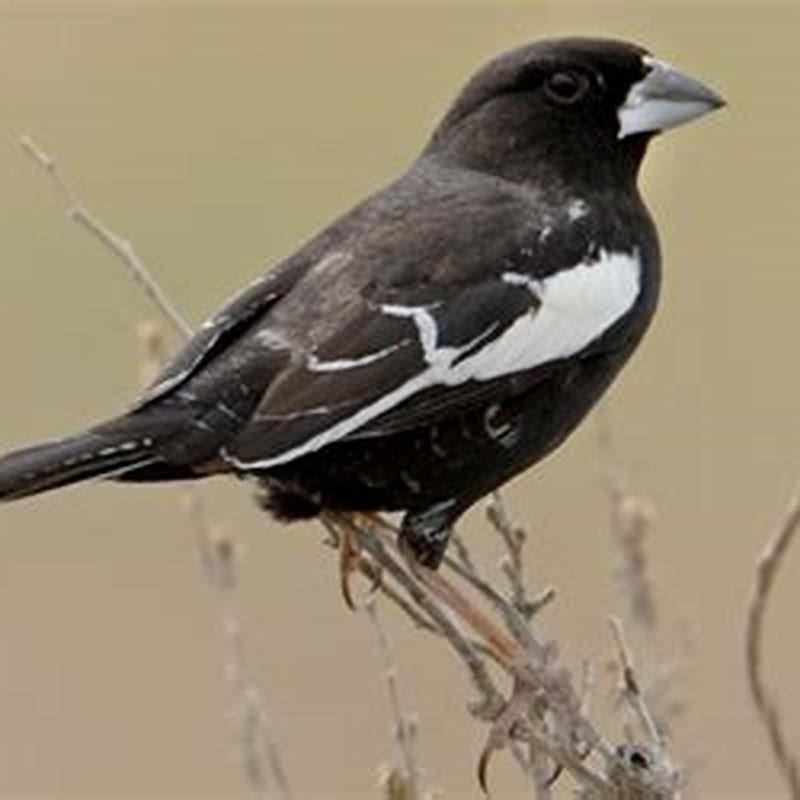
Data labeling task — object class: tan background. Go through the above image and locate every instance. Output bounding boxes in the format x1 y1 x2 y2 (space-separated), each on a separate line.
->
0 1 798 797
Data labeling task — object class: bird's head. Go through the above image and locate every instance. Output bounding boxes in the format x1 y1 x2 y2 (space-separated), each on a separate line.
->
425 37 725 187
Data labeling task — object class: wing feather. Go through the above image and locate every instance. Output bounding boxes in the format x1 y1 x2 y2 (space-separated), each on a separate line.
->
223 278 537 467
133 256 309 411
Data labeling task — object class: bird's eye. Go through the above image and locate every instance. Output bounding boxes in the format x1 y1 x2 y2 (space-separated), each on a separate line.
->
544 71 590 105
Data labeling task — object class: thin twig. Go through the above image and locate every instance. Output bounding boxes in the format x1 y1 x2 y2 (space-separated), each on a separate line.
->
338 516 629 795
609 617 664 753
355 510 680 797
443 554 551 664
451 531 480 578
611 494 658 634
745 487 800 798
579 660 595 719
596 402 686 754
366 597 421 799
327 514 506 720
183 492 293 800
487 491 535 616
596 406 658 636
19 134 192 339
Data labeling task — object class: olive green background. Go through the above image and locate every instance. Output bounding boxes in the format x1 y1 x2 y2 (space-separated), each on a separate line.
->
0 1 798 797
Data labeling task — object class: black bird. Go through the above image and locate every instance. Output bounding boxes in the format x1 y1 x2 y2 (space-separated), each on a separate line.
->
0 38 723 569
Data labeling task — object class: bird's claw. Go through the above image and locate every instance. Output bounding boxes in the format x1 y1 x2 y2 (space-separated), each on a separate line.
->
477 671 539 794
338 515 383 610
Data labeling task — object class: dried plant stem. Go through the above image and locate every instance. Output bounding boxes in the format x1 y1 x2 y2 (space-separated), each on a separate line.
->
487 491 535 617
19 134 192 339
595 406 658 636
325 514 506 719
365 597 421 798
22 137 289 800
746 488 800 798
610 617 664 752
332 512 679 798
184 492 293 800
443 554 550 664
594 402 689 753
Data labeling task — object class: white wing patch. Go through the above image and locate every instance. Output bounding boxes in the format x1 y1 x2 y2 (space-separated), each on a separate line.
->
485 251 640 380
225 249 641 469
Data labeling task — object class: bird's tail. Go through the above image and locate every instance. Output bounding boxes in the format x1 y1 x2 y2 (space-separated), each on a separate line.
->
0 424 161 502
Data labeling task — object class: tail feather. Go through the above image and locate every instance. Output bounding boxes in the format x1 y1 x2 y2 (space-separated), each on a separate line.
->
0 430 158 502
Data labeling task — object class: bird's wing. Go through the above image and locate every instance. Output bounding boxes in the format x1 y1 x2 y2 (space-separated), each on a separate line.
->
132 254 311 412
220 223 644 472
125 163 636 471
215 167 644 471
222 274 543 468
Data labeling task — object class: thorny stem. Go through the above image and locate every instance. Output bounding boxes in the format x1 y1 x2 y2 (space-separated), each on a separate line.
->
595 405 658 637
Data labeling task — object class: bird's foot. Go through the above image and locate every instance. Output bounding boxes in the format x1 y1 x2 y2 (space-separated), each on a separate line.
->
338 519 363 610
322 511 383 610
477 670 542 792
399 545 557 791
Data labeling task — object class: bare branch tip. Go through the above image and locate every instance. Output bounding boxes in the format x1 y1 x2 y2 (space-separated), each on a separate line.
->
20 133 45 162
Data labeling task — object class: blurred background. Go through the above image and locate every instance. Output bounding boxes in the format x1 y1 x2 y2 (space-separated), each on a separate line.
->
0 1 798 797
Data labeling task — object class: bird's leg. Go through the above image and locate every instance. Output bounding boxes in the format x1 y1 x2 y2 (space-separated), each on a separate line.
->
353 511 520 666
404 547 559 789
396 508 519 664
398 505 455 569
408 556 523 669
344 511 557 786
419 561 567 789
395 510 564 787
358 508 521 672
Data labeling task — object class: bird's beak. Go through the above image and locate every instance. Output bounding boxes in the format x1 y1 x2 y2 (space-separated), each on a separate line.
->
618 55 725 139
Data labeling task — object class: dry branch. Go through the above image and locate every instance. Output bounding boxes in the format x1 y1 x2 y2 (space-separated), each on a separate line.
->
596 403 658 637
19 134 192 339
330 505 680 799
183 491 293 800
366 597 422 800
609 618 664 753
746 487 800 798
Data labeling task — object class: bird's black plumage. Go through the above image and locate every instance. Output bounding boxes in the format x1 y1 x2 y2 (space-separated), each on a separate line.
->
0 37 724 567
